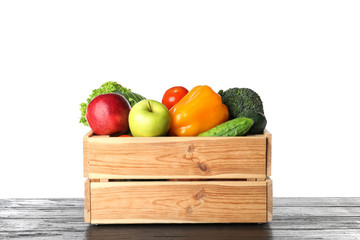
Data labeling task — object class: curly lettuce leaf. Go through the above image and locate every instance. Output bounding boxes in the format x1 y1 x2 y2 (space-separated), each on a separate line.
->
79 81 131 126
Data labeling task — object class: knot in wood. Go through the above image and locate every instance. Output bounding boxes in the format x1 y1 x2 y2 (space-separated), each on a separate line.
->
194 189 206 200
186 207 192 214
184 144 197 160
187 144 194 154
197 162 208 172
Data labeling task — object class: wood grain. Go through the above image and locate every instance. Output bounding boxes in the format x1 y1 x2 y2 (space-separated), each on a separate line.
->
1 198 360 239
266 177 273 221
84 179 90 223
86 134 267 179
264 130 271 176
274 197 360 207
83 131 92 178
90 181 267 224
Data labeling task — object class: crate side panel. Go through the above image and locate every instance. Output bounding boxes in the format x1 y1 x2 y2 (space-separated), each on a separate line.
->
266 177 273 221
90 181 267 224
84 179 90 223
264 130 272 176
83 131 93 178
88 136 266 179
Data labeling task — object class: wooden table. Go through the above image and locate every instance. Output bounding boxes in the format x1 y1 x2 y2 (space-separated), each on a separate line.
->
1 198 359 239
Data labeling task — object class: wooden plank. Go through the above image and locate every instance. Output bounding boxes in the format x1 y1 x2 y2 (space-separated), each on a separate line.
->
274 197 360 207
3 200 359 220
90 181 267 224
91 135 110 138
87 135 267 179
84 179 90 223
265 230 360 240
0 198 83 209
274 206 360 217
264 130 272 176
270 216 360 229
1 198 360 240
1 214 360 231
84 227 360 240
83 131 93 178
266 177 273 221
86 228 360 240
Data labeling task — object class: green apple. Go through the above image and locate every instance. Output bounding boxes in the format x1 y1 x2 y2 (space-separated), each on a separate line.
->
129 100 171 137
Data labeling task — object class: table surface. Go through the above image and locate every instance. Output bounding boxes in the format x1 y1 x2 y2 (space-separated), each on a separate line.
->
1 198 359 240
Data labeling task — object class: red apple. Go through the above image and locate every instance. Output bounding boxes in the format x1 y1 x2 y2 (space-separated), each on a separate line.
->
86 93 131 135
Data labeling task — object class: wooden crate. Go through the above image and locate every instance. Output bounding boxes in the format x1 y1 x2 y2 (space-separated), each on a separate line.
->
83 130 272 224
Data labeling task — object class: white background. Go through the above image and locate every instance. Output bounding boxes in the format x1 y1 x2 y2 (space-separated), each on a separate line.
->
1 0 359 198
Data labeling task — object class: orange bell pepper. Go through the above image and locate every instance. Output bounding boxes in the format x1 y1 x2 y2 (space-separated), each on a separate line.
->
169 85 229 136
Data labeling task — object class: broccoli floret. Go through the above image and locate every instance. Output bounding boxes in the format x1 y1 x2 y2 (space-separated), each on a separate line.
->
79 81 132 127
218 88 264 119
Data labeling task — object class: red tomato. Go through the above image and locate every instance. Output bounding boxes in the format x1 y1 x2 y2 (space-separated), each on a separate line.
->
162 86 189 110
119 135 132 137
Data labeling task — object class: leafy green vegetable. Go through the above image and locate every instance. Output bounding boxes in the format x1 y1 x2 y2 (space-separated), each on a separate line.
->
79 81 145 126
218 88 264 119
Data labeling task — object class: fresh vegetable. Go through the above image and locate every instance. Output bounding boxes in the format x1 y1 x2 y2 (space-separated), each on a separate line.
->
120 92 146 108
169 85 229 136
162 86 189 110
80 81 145 126
86 93 131 135
218 88 264 119
198 117 253 137
237 109 267 134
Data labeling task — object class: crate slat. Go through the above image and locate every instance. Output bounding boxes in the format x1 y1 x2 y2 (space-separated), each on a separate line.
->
86 134 267 179
90 181 267 224
84 179 90 223
264 130 272 176
266 177 273 221
83 131 92 178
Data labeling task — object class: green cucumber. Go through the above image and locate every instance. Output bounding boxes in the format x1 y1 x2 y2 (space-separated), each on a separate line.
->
237 110 267 134
198 117 254 137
